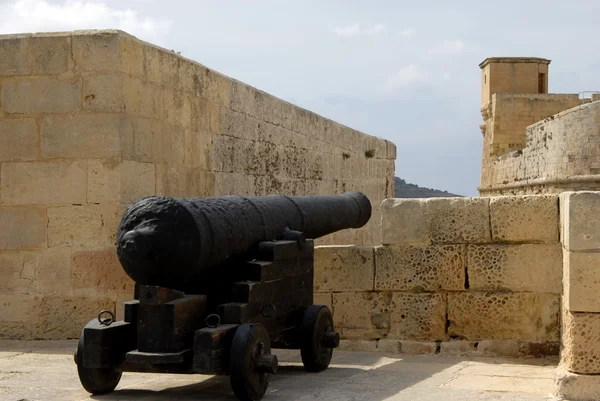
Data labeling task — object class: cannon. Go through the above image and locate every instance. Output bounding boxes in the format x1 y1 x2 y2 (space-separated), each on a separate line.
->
74 192 371 401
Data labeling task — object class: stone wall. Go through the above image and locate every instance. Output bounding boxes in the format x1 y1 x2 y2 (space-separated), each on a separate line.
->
555 191 600 401
0 30 394 340
480 100 600 196
315 195 562 356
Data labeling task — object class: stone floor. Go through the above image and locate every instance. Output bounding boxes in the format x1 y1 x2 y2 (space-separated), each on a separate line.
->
0 341 563 401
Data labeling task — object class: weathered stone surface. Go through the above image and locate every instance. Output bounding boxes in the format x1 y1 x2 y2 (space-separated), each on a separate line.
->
426 197 491 243
31 35 71 74
1 161 86 205
47 205 103 248
120 160 156 203
0 294 42 339
337 340 378 353
99 203 126 247
37 296 115 339
0 206 46 249
381 198 430 245
0 35 30 75
23 248 72 296
564 251 600 313
562 311 600 374
313 293 332 312
375 244 465 291
440 341 478 356
72 30 121 72
72 248 134 292
555 366 600 401
399 341 437 355
0 251 30 294
87 158 120 203
0 119 38 161
467 244 562 292
518 341 559 357
333 292 447 341
448 292 559 341
376 339 400 353
476 340 520 357
82 74 126 113
1 77 80 114
561 191 600 251
490 195 558 243
41 115 121 158
314 246 374 292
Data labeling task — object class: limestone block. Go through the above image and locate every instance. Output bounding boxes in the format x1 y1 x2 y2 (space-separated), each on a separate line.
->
377 339 401 353
490 195 559 243
31 35 71 74
467 244 562 293
332 292 447 341
0 34 30 75
47 205 103 248
192 97 221 136
426 197 491 243
41 115 120 158
0 294 42 339
564 251 600 313
0 119 38 161
87 158 120 203
72 248 134 292
0 206 47 249
189 67 231 108
476 340 520 357
399 341 437 355
380 198 430 245
230 80 258 117
314 246 374 292
213 172 255 197
36 296 115 340
1 77 80 114
72 30 121 72
22 248 72 296
561 192 600 251
100 203 127 247
82 74 126 113
120 160 156 203
337 340 378 352
164 89 192 129
518 341 559 357
375 244 465 291
0 251 30 294
555 366 600 401
439 341 478 356
448 292 559 341
313 293 332 311
118 34 144 77
562 311 600 374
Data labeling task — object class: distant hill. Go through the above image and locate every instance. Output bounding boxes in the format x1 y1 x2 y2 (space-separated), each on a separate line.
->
394 177 463 198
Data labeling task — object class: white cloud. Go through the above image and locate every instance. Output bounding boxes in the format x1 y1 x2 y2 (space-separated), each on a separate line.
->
399 29 414 37
385 65 428 89
428 39 465 55
334 23 386 37
0 0 172 46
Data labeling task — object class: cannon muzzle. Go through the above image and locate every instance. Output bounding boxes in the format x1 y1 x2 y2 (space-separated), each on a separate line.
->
116 192 371 290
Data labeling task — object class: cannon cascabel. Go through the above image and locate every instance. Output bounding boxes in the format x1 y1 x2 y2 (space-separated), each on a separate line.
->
116 192 372 290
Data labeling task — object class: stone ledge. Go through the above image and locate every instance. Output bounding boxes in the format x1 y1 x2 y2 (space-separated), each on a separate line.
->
555 366 600 401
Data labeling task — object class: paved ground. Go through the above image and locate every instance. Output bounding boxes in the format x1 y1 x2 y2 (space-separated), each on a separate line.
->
0 341 563 401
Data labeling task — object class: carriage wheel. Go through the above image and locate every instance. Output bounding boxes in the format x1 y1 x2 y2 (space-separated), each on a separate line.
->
229 323 278 401
300 305 339 372
74 321 123 395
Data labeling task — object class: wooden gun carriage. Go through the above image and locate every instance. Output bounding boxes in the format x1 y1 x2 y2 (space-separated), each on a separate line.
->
73 192 371 400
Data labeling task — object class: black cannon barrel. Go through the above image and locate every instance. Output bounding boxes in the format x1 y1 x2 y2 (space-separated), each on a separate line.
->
116 192 371 290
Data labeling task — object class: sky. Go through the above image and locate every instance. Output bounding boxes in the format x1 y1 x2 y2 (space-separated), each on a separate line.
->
2 1 600 196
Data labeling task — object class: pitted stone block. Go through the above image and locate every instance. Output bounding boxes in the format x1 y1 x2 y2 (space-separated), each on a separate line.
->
564 251 600 313
467 244 562 292
561 191 600 251
333 292 447 341
314 246 374 292
426 197 491 243
490 195 558 243
375 245 465 291
381 199 429 245
448 292 559 341
562 311 600 374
